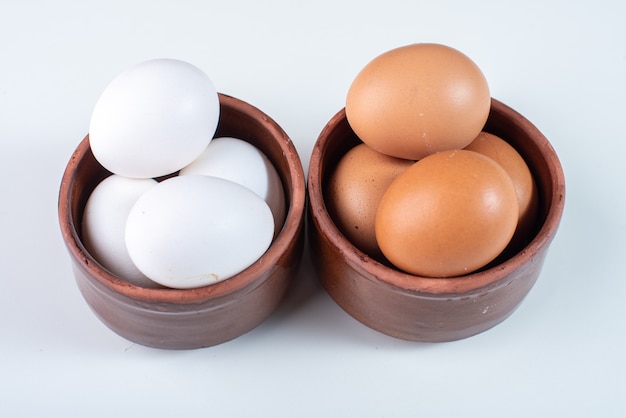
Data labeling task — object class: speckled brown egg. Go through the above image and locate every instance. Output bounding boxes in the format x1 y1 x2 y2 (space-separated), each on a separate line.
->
326 143 414 259
464 131 539 250
345 43 491 160
375 149 519 277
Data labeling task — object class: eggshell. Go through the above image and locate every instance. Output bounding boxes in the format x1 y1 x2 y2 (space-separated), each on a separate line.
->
375 150 519 277
179 137 285 238
346 43 490 160
464 131 539 250
89 59 220 178
325 143 413 259
81 175 159 287
125 175 274 289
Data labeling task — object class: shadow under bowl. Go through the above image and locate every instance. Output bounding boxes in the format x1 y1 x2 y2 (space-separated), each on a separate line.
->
59 93 306 349
307 98 565 342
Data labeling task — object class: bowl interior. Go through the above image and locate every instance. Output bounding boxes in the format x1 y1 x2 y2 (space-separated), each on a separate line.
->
59 93 305 303
310 98 565 295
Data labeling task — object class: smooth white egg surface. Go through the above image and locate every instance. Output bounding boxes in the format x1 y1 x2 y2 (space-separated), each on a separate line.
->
179 137 286 237
125 175 275 289
81 175 158 287
89 59 220 178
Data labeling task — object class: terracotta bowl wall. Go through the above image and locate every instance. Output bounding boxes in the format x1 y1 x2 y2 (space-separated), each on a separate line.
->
59 94 306 349
307 98 565 342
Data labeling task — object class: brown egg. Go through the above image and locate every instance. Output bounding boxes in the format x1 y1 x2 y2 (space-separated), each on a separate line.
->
375 149 519 277
326 143 414 259
464 131 539 250
346 43 491 160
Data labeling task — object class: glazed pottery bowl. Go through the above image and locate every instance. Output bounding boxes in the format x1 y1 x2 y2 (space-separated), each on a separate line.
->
307 98 565 342
59 94 306 349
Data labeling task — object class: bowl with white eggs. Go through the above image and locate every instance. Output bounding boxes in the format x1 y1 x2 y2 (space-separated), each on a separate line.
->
58 59 306 349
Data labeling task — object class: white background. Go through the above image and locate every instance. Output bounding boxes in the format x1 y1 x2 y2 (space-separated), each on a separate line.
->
1 1 625 417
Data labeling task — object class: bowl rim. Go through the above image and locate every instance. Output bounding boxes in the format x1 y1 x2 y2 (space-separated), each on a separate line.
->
308 98 566 296
58 93 306 304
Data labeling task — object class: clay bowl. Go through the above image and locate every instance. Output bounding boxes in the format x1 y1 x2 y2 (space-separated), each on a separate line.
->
59 93 306 349
307 98 565 342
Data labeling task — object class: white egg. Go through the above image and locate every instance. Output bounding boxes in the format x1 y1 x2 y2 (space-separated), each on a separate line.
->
89 59 220 178
81 175 159 287
125 175 274 289
179 137 286 237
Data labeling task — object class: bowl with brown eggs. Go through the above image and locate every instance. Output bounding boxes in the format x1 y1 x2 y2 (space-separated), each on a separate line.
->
59 93 306 349
307 96 565 342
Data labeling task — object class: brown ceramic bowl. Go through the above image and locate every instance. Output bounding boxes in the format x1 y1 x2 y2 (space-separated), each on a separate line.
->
308 98 565 342
59 93 306 349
